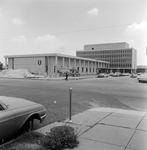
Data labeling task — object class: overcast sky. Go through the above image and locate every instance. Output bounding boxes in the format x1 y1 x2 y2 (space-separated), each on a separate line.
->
0 0 147 66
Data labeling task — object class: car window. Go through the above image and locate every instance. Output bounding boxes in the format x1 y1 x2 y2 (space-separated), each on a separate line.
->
0 104 4 111
0 100 8 110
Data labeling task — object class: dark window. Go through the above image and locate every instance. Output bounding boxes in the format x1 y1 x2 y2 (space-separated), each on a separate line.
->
86 68 88 72
92 48 94 50
46 66 48 73
82 67 84 72
54 66 56 73
0 104 4 111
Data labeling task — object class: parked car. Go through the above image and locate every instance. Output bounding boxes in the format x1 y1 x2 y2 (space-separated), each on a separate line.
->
137 73 147 82
97 73 108 78
130 73 137 78
137 73 142 76
0 96 46 142
111 72 121 77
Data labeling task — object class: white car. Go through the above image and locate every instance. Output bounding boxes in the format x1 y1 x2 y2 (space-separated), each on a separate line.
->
137 73 147 82
97 73 108 78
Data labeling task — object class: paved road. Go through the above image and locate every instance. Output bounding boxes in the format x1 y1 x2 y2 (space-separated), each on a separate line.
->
0 76 147 126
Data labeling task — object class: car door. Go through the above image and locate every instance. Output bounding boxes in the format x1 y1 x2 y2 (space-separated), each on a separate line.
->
0 105 15 140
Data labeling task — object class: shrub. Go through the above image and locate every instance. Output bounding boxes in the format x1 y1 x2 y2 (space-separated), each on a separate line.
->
41 125 79 150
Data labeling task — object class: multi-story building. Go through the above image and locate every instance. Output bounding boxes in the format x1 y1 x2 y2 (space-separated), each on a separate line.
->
76 42 137 73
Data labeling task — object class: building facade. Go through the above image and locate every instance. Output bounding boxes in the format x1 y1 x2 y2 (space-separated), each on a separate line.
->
4 53 110 76
76 42 137 73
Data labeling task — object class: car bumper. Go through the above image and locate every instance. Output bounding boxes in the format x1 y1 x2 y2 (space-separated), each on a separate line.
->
40 114 46 123
138 78 147 82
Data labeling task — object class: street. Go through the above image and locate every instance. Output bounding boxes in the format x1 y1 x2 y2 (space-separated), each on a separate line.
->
0 76 147 127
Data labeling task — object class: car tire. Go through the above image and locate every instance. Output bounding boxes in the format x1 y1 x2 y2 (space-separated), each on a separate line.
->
26 117 34 131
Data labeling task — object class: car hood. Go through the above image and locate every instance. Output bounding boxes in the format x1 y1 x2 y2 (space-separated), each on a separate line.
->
0 96 37 110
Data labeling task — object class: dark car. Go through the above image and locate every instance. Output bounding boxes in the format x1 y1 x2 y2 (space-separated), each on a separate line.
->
0 96 46 142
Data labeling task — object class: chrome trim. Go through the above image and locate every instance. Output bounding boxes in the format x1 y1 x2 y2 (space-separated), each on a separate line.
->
40 114 46 123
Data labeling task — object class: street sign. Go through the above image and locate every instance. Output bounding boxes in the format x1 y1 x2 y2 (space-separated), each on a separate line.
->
38 60 42 65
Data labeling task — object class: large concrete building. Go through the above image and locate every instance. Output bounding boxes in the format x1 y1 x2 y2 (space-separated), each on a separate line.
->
76 42 137 73
4 53 110 76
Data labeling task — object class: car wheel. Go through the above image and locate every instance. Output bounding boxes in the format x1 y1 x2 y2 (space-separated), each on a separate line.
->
26 117 34 131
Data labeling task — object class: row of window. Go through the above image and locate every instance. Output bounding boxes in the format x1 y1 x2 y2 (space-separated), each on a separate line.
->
77 67 96 73
108 59 131 63
110 64 131 68
79 54 132 59
77 49 132 55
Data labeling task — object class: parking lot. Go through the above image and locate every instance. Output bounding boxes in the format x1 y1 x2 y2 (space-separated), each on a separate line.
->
0 76 147 128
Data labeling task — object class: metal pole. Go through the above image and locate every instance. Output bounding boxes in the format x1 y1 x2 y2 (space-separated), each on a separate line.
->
69 87 72 122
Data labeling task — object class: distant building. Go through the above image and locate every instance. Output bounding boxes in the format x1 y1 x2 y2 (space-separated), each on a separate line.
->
136 65 147 73
4 53 110 76
76 42 137 73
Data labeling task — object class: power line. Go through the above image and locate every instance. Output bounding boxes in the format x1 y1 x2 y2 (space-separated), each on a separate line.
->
0 23 130 41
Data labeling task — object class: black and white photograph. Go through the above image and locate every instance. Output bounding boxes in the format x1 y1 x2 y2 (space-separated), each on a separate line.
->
0 0 147 149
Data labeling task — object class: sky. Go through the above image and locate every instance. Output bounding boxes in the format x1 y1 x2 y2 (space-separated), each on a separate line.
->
0 0 147 66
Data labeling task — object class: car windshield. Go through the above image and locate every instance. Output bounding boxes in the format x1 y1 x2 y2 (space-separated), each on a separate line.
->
0 100 8 110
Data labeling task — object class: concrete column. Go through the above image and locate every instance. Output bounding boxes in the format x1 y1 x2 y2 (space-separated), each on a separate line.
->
97 62 99 73
98 62 99 69
79 60 81 73
88 61 89 73
5 58 7 69
69 58 70 68
92 62 93 73
95 62 96 73
62 57 65 67
84 60 85 73
74 59 76 68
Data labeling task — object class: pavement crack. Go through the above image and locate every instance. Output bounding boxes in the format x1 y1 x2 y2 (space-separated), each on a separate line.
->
98 123 133 130
80 137 125 148
79 112 113 136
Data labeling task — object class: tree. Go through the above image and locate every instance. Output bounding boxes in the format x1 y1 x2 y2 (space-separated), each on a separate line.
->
0 62 3 70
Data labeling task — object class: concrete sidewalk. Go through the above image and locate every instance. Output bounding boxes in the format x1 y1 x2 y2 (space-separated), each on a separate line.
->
37 107 147 150
30 75 97 81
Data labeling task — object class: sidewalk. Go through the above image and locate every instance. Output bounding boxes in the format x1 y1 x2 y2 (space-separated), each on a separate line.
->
37 107 147 150
30 75 97 81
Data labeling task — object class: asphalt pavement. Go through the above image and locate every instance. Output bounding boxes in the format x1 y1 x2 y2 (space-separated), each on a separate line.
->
37 107 147 150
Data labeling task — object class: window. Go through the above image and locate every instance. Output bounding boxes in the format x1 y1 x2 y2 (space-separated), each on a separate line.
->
86 68 88 72
92 48 94 50
0 104 4 110
82 67 84 72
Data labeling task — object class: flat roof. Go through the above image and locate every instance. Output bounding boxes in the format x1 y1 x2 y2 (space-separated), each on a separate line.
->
84 42 128 46
4 53 110 64
77 48 136 52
